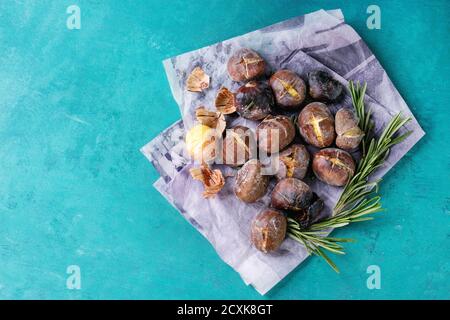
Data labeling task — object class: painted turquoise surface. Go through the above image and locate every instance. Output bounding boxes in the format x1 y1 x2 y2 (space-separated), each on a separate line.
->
0 0 448 299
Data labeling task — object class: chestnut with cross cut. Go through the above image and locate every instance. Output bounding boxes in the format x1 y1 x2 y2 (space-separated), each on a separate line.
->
251 209 287 253
297 102 335 148
256 115 296 154
227 48 266 82
276 144 310 180
312 148 356 186
269 69 306 110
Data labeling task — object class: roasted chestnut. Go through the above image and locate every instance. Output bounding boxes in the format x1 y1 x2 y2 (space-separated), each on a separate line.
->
276 144 310 180
312 148 355 186
257 115 295 154
269 69 306 110
271 178 313 212
289 194 325 230
308 70 344 101
236 81 274 120
335 108 364 151
227 48 266 82
221 126 256 167
235 159 269 203
251 209 287 253
297 102 335 148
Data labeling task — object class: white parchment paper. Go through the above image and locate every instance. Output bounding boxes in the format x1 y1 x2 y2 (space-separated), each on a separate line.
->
141 9 425 295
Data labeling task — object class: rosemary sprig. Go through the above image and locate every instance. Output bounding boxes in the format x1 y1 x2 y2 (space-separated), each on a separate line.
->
287 82 412 272
349 81 373 154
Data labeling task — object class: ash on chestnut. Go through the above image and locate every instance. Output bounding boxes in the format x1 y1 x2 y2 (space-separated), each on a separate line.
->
269 69 306 110
236 81 274 120
227 48 266 82
308 70 344 101
312 148 355 187
297 102 335 148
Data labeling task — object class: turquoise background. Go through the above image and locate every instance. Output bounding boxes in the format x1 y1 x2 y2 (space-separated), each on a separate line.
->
0 0 448 299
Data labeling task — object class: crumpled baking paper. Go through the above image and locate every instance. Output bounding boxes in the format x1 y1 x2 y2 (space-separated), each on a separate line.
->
141 9 425 295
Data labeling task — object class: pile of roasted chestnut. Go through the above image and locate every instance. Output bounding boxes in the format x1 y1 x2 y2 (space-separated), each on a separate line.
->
186 48 365 254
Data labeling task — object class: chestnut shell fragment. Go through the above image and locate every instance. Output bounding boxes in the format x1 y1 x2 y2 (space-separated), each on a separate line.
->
215 87 236 114
297 102 335 148
236 81 274 120
227 48 266 82
308 70 344 101
256 115 296 154
312 148 356 187
251 209 287 253
235 159 269 203
186 67 210 92
269 69 306 110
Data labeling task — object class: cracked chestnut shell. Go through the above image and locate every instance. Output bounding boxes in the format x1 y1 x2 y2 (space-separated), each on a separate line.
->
271 178 314 212
297 102 335 148
256 115 295 154
308 70 344 101
251 209 287 253
221 126 256 167
227 48 266 82
235 159 269 203
269 69 306 110
236 81 274 120
276 144 310 180
312 148 355 186
335 108 364 151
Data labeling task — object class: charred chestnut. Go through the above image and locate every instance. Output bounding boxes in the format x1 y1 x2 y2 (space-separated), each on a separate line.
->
312 148 355 186
251 209 287 253
297 102 335 148
227 48 266 82
271 178 313 212
257 115 295 154
235 159 269 203
289 194 324 229
236 81 274 120
269 70 306 110
308 70 344 101
221 126 256 167
335 108 364 151
276 144 310 180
